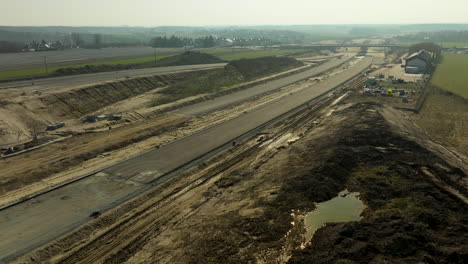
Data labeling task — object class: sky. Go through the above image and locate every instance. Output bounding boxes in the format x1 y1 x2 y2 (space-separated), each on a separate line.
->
1 0 468 27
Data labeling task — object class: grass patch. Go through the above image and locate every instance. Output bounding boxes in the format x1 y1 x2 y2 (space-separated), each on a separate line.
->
0 54 176 80
351 166 401 187
155 67 243 104
202 49 244 55
52 52 224 77
202 49 307 61
372 197 430 218
431 54 468 98
96 55 174 65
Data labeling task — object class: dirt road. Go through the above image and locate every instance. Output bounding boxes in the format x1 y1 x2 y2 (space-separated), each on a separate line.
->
175 56 353 116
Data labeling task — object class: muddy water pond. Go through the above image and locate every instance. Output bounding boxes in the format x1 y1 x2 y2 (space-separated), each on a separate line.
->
304 190 365 240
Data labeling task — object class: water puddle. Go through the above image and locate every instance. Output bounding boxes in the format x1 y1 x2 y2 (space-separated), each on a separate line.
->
304 190 365 241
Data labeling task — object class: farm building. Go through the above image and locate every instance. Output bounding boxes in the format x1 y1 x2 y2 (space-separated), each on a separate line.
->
405 50 433 74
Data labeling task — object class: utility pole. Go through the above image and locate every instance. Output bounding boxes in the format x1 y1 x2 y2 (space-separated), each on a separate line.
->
43 56 48 74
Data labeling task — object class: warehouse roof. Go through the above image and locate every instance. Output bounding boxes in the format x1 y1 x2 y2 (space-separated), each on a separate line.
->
407 49 432 63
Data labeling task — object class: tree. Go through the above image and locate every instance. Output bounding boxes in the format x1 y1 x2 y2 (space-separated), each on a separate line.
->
94 34 102 49
71 33 83 48
409 42 443 62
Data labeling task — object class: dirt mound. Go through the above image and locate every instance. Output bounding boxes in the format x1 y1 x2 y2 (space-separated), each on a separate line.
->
155 57 304 105
150 51 224 66
40 71 207 119
53 64 133 76
228 56 303 80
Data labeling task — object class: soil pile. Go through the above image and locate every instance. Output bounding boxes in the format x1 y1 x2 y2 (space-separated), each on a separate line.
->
228 56 303 80
149 51 225 66
39 71 208 119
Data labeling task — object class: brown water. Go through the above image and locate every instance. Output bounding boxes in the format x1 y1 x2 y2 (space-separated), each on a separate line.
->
304 190 365 241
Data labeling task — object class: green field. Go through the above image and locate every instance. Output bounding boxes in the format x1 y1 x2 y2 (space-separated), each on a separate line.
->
202 49 307 61
0 54 175 80
431 54 468 98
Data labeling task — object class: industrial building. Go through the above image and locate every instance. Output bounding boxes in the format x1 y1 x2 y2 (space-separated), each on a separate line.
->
405 50 433 74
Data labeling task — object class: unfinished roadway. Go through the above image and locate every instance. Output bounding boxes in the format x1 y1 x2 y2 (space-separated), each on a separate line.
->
0 56 372 263
175 56 352 116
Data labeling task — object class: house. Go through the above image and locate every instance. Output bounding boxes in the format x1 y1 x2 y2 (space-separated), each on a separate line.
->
405 50 433 74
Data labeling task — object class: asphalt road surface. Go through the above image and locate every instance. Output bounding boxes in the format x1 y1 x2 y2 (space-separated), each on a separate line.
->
0 57 372 263
175 56 352 116
0 47 180 72
0 63 227 92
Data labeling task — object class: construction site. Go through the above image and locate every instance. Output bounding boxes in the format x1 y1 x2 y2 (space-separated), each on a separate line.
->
0 40 466 264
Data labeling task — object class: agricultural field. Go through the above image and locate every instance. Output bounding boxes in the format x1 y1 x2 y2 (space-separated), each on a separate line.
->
431 53 468 98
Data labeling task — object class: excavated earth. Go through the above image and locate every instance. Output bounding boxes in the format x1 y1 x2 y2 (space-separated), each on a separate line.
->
15 102 467 264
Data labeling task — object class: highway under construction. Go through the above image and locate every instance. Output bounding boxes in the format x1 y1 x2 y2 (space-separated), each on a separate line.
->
1 47 466 264
0 53 371 261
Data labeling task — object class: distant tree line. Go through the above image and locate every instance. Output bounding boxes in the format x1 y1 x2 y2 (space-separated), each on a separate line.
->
150 36 217 48
150 35 279 48
397 30 468 44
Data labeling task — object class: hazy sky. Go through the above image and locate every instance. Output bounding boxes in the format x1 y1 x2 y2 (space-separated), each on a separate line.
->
2 0 468 26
